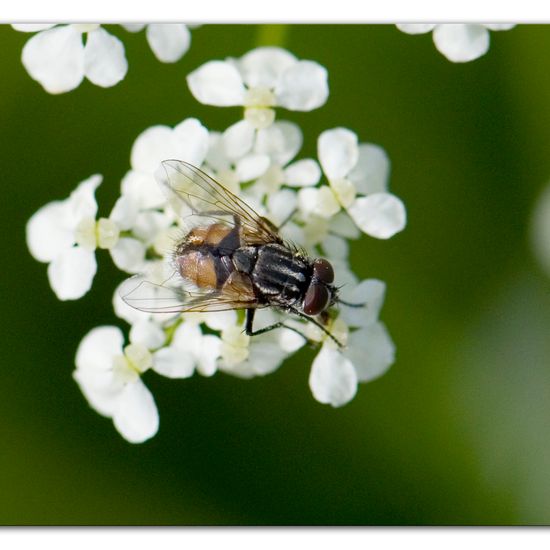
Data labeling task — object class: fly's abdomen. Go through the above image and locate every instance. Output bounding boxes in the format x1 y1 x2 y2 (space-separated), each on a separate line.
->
176 223 238 289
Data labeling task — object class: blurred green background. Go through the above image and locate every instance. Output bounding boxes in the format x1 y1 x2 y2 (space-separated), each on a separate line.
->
2 23 550 525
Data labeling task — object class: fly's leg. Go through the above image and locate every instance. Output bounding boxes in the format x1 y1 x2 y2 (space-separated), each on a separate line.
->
244 309 344 349
287 307 344 348
244 308 311 343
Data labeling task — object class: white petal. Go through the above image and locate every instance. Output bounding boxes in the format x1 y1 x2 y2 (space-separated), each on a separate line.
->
131 121 208 174
66 174 102 226
283 159 321 187
331 258 358 288
255 121 302 166
279 220 305 246
347 193 406 239
121 24 146 32
236 153 270 182
275 60 329 111
203 310 238 331
12 24 56 32
153 346 195 378
349 144 390 195
329 210 361 239
278 328 306 353
339 279 386 328
483 24 516 31
221 119 255 160
316 186 341 218
110 237 146 274
172 117 210 166
130 125 179 173
113 379 159 443
76 325 124 371
132 210 173 244
195 334 221 377
73 367 122 417
121 170 166 210
267 188 297 226
187 60 245 106
309 344 358 407
396 23 436 34
112 279 151 325
246 342 287 376
346 322 395 382
48 246 97 300
433 24 490 63
109 195 138 231
84 27 127 87
26 201 73 262
130 319 166 350
74 326 126 417
238 47 297 88
318 128 359 180
226 338 285 378
322 234 348 260
21 25 84 93
145 23 190 62
172 321 203 354
205 132 231 173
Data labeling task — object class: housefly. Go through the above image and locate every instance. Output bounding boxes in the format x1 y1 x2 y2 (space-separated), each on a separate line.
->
121 160 362 347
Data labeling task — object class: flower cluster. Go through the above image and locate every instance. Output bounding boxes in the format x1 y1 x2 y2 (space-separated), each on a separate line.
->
396 23 515 63
26 46 405 443
12 24 194 93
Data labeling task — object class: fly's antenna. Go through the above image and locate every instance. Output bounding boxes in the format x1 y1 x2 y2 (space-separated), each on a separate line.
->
337 298 366 308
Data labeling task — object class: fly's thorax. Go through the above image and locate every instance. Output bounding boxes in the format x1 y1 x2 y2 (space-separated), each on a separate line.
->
250 243 311 305
232 246 258 274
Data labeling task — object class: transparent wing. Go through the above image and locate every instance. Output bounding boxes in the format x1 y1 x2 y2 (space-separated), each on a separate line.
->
120 270 263 314
156 159 282 246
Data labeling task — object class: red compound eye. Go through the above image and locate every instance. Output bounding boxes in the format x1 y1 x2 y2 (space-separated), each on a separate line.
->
303 283 330 316
313 258 334 284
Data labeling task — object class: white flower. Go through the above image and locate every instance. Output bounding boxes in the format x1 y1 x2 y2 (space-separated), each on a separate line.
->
187 47 329 129
26 175 104 300
122 117 210 210
122 23 191 63
308 280 395 407
298 127 406 240
26 174 149 300
153 320 222 378
218 310 306 378
13 24 127 93
396 23 516 63
74 326 159 443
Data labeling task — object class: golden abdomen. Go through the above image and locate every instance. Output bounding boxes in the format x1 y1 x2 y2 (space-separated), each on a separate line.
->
177 250 218 289
185 223 233 247
176 223 236 289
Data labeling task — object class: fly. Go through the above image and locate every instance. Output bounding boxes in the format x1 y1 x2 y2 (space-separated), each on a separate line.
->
121 160 363 347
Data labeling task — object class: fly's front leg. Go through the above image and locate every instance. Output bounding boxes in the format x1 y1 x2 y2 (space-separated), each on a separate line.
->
288 307 344 348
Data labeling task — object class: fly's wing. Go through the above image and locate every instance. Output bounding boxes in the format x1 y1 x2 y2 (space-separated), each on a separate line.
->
120 270 263 314
156 159 282 246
